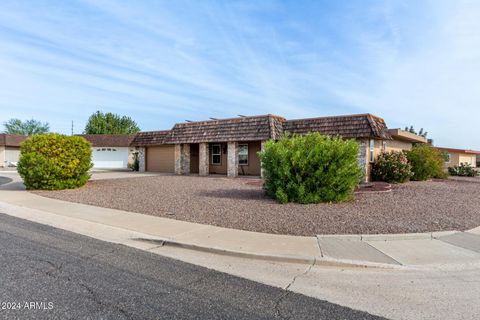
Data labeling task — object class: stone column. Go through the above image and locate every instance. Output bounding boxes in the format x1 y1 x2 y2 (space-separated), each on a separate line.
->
138 147 146 172
260 141 266 178
182 143 190 175
175 144 190 175
174 144 182 175
199 142 209 176
227 141 238 178
358 140 368 183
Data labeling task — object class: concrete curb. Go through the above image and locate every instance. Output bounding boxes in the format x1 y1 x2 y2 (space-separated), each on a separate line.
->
133 238 401 268
318 231 460 241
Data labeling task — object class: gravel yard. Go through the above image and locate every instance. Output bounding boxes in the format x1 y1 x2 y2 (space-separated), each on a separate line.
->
33 175 480 236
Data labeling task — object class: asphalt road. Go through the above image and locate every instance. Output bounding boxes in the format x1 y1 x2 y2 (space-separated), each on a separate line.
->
0 213 384 320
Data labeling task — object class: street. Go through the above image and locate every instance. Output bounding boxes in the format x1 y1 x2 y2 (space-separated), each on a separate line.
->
0 213 382 320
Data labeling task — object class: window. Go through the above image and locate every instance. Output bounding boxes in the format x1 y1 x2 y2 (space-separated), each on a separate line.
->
369 140 375 162
445 153 451 163
238 144 248 165
382 141 387 152
211 144 221 165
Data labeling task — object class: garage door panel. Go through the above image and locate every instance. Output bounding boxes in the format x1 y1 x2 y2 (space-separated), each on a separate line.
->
147 146 174 172
92 147 129 169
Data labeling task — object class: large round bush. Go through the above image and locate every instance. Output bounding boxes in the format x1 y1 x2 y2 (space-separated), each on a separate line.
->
372 151 412 183
259 133 363 204
17 134 93 190
406 145 447 181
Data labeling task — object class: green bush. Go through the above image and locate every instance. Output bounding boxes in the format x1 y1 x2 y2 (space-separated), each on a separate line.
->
372 151 412 183
406 145 448 181
17 134 93 190
258 133 363 204
448 163 478 177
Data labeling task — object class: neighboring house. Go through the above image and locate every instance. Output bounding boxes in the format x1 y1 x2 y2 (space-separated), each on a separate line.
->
131 114 426 181
0 134 27 167
435 147 480 170
77 134 137 169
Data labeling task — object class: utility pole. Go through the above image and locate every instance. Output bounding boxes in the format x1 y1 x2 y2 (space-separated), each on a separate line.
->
71 120 74 136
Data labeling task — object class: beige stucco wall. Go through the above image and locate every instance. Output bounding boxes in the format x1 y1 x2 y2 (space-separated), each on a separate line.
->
238 141 261 176
386 140 413 152
444 151 477 168
362 138 414 182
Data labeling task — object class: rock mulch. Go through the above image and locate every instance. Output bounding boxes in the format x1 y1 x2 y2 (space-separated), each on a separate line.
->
33 175 480 236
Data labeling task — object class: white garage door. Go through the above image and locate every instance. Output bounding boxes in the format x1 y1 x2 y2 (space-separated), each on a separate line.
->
5 148 20 165
92 147 129 169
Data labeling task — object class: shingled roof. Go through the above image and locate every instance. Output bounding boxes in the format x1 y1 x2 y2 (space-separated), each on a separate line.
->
131 130 171 146
0 134 27 147
77 134 136 147
163 115 286 144
283 114 392 140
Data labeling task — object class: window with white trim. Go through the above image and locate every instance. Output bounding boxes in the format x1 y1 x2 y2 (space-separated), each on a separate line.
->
211 144 221 165
369 140 375 162
238 144 248 165
382 141 387 152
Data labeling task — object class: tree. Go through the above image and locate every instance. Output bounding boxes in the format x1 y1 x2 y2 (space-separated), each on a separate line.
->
3 118 49 135
403 125 428 138
84 111 140 134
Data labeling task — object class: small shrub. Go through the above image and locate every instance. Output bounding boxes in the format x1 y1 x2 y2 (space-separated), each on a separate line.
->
17 133 93 190
406 145 448 181
258 133 363 204
448 163 478 177
372 151 412 183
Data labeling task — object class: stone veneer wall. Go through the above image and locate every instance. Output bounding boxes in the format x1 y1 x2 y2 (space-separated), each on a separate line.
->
227 142 238 177
138 147 145 172
357 140 368 183
175 144 190 175
199 142 209 176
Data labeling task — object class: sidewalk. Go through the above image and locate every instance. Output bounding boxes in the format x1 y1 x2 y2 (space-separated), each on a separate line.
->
1 173 480 268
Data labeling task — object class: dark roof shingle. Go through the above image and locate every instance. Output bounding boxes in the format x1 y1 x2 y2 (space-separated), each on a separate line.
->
77 134 136 147
0 134 27 147
283 114 391 140
131 130 171 146
163 115 286 144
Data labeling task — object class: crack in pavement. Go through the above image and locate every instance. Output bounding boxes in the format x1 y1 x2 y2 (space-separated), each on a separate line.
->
274 258 317 320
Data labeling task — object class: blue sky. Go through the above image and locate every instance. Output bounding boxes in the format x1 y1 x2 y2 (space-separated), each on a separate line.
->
0 0 479 149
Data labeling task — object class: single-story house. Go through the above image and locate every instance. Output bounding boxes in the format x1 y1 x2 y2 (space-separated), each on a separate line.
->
77 134 137 169
131 114 426 182
0 134 27 167
436 147 480 170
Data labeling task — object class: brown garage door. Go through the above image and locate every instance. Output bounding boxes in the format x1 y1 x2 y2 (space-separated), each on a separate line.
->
146 145 175 172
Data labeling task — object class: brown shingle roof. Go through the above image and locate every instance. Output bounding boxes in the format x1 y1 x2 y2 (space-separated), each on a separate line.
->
0 134 27 147
77 134 136 147
163 115 286 144
131 130 171 146
283 114 392 140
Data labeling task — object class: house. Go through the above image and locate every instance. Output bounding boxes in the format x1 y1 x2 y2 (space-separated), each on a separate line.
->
131 114 426 181
77 134 137 169
435 147 480 170
0 134 27 167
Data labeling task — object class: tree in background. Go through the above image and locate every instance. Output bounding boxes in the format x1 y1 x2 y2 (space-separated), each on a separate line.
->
404 125 434 144
84 111 140 134
404 125 428 138
3 118 50 135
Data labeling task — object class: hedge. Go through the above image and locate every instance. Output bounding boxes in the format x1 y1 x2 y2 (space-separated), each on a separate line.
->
258 133 363 204
406 145 447 180
17 133 93 190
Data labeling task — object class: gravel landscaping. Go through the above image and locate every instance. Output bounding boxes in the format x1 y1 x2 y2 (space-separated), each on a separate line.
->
33 175 480 236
